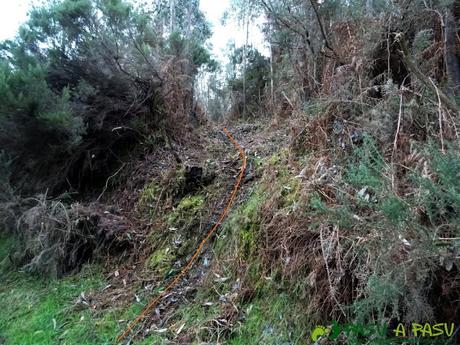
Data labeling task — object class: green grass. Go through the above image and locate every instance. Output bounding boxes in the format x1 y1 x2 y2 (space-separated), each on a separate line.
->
0 235 153 345
214 187 264 259
0 234 15 263
228 291 308 345
0 266 108 344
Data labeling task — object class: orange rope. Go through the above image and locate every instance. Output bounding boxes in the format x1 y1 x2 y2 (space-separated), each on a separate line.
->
116 128 247 343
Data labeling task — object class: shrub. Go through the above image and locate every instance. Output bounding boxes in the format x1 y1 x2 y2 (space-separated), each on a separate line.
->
13 196 130 277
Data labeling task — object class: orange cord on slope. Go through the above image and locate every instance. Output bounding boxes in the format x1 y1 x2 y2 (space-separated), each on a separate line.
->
116 128 247 343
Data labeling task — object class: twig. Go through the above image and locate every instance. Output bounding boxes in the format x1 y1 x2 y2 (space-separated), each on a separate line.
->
397 33 460 114
281 91 294 109
319 226 347 318
444 109 460 141
260 0 316 57
97 164 126 202
429 77 446 153
391 93 404 191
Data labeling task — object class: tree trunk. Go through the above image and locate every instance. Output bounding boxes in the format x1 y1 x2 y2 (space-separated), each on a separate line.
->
445 8 460 97
270 41 275 116
170 0 176 33
243 13 249 118
366 0 374 16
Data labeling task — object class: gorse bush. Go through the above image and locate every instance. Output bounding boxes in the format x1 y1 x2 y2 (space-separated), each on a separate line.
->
0 0 215 284
0 0 214 197
0 61 84 138
415 143 460 227
338 139 460 331
247 128 460 342
345 136 387 190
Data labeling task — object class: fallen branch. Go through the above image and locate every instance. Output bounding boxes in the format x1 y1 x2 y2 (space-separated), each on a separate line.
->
282 91 294 109
392 94 404 191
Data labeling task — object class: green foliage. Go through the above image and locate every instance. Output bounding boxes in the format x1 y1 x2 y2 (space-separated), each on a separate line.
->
413 29 433 56
415 143 460 226
101 0 131 24
0 265 116 345
228 46 270 116
0 235 17 272
380 197 408 225
230 46 270 89
167 195 205 227
0 151 12 200
0 62 81 133
352 274 401 325
228 292 307 345
345 136 386 190
167 32 217 72
0 0 215 196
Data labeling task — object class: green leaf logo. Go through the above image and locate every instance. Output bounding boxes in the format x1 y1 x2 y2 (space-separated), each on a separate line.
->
311 325 330 342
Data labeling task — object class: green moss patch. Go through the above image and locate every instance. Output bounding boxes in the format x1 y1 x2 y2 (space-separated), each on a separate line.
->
215 189 264 259
145 246 175 275
138 181 161 218
167 195 204 228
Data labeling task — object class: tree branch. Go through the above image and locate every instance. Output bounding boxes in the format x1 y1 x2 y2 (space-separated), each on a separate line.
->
260 0 315 56
396 33 460 114
306 0 340 60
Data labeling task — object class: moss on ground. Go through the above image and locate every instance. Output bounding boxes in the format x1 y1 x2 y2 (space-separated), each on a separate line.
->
144 194 205 277
265 150 302 209
215 188 264 259
167 195 204 227
145 246 175 275
138 180 161 218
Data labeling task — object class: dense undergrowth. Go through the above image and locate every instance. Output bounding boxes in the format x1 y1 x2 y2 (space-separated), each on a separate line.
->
1 131 459 344
119 134 460 344
1 0 460 344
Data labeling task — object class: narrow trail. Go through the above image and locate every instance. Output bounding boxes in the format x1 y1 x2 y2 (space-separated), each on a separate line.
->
117 128 247 343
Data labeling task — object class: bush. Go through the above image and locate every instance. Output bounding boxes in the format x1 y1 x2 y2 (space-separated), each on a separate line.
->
14 196 130 277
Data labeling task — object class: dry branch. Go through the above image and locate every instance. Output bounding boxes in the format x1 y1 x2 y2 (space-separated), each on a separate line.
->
397 33 460 114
